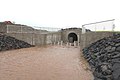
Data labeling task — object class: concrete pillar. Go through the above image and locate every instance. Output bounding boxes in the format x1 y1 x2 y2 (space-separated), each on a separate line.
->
60 41 63 46
66 42 69 47
58 41 60 46
32 33 35 45
74 41 76 47
77 35 80 46
6 25 8 33
55 35 56 43
82 26 86 34
52 34 53 45
54 42 56 46
70 43 72 46
21 26 22 33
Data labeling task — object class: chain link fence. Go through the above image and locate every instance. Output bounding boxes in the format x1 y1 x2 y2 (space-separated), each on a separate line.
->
6 25 62 34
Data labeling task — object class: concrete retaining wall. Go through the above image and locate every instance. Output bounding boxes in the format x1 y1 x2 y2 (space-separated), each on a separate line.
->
80 32 116 49
7 25 34 33
2 24 117 48
6 33 48 46
0 23 7 33
46 32 61 44
61 28 82 43
34 34 46 46
5 33 35 45
5 31 61 46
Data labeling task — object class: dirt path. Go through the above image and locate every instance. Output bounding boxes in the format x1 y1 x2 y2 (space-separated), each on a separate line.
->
0 46 94 80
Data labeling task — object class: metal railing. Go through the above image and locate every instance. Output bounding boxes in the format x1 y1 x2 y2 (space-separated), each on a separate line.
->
82 19 115 34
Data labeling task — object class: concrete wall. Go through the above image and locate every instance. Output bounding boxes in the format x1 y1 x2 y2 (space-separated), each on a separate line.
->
80 32 115 49
5 33 48 46
1 23 84 46
6 31 118 48
6 28 82 46
46 32 62 44
34 34 47 46
5 33 35 45
4 25 117 48
7 25 34 33
1 22 118 48
0 24 50 46
0 23 7 33
61 28 82 43
5 31 62 46
3 23 116 48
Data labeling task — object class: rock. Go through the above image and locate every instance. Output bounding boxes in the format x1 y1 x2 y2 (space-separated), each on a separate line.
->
113 69 120 80
82 33 120 80
116 46 120 52
112 53 120 59
0 34 33 51
113 63 120 70
105 46 116 53
115 43 120 47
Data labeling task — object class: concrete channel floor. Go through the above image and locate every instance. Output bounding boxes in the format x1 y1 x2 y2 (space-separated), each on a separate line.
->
0 45 94 80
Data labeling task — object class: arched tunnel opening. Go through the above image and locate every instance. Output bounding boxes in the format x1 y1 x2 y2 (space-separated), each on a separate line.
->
68 33 78 43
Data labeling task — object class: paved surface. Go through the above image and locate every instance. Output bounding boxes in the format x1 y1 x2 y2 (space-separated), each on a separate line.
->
0 46 94 80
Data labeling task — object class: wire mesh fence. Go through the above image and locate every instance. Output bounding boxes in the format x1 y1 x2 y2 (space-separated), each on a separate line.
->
6 25 62 34
33 26 61 32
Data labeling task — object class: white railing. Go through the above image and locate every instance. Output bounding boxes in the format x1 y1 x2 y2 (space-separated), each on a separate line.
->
82 19 115 34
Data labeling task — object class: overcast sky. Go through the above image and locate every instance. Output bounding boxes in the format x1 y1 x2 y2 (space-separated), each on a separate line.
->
0 0 120 31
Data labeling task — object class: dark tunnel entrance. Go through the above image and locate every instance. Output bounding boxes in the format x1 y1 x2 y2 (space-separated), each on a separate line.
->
68 33 78 43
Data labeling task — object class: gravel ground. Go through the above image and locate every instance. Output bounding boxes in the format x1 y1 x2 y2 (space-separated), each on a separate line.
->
0 45 94 80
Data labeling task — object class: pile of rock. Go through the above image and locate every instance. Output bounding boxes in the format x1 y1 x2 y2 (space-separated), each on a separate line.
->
83 33 120 80
0 34 33 51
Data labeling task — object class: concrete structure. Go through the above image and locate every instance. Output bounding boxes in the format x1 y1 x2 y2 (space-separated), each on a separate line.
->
0 22 83 46
61 28 82 43
0 21 50 46
0 21 118 48
80 31 119 49
0 22 7 33
46 31 61 45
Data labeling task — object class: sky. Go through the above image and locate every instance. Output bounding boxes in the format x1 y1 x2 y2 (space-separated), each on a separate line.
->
0 0 120 31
